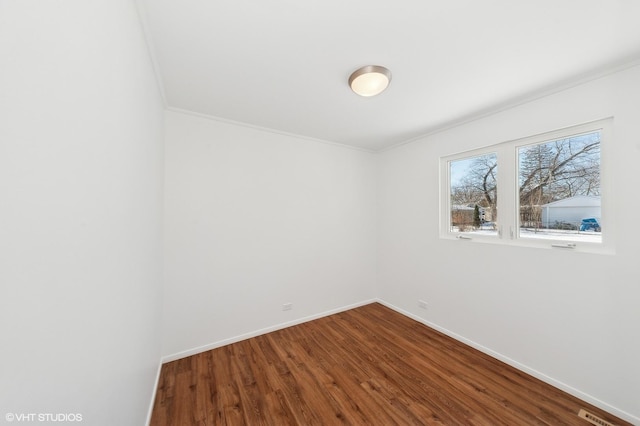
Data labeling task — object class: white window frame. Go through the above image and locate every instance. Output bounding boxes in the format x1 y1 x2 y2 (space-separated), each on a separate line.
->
439 118 614 255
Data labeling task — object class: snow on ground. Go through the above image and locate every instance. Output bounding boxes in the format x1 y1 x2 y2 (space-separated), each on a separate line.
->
453 227 602 243
519 228 601 243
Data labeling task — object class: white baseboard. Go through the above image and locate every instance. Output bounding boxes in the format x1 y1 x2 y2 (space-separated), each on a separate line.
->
375 298 639 425
145 360 163 426
160 298 378 363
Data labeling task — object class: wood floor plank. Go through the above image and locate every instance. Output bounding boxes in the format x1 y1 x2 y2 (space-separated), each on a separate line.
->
288 323 399 425
150 303 631 426
316 323 454 424
342 311 531 424
348 306 574 424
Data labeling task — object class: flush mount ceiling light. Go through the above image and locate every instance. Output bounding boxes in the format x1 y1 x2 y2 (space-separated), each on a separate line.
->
349 65 392 97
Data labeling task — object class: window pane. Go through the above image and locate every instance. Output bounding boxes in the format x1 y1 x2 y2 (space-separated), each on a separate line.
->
450 153 497 235
518 131 601 243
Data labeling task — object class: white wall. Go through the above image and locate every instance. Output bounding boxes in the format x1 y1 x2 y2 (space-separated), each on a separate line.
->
0 1 164 425
162 111 377 359
378 64 640 423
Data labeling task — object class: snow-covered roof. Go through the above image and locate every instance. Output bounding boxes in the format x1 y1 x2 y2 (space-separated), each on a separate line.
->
451 204 487 211
540 195 600 208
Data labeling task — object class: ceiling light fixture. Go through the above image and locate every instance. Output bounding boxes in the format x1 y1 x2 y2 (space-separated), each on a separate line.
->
348 65 392 97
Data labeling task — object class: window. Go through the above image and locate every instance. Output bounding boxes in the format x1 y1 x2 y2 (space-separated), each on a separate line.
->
449 153 498 236
440 119 612 253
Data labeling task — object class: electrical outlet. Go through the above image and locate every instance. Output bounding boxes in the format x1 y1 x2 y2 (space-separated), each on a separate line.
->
418 300 428 310
282 303 293 311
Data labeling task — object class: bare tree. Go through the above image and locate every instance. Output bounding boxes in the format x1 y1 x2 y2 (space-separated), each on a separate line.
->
518 133 600 225
519 134 600 204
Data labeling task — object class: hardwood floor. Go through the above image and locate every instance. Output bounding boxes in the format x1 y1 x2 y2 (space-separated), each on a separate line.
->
150 303 630 425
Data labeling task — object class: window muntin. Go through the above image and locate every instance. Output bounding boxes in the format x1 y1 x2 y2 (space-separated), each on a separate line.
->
441 119 611 253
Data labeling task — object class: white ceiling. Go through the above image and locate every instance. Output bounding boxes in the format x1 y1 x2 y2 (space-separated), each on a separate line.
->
137 0 640 151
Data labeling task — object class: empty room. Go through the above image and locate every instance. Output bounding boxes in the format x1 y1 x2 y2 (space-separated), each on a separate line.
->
1 1 639 425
